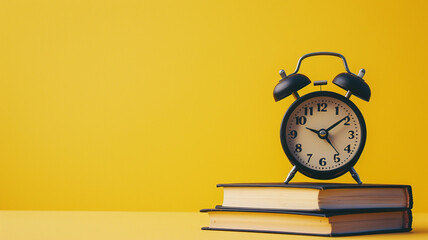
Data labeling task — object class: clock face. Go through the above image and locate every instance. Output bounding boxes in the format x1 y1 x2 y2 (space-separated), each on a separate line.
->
280 91 366 179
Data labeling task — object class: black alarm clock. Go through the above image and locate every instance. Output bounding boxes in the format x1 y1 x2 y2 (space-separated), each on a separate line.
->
273 52 371 184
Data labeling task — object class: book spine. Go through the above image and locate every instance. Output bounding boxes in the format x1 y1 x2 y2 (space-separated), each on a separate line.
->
406 186 414 209
407 209 413 229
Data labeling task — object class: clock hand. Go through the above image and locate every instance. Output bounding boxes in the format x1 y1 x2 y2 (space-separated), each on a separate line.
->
325 137 339 154
305 127 319 134
326 116 349 132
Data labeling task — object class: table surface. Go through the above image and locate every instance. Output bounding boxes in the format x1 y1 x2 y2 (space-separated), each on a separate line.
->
0 211 427 240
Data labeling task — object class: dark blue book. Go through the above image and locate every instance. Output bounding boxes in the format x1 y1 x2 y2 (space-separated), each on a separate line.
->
217 182 413 211
201 207 412 236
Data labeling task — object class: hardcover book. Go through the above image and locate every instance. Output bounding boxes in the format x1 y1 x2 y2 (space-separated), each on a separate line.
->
201 208 412 236
217 183 413 211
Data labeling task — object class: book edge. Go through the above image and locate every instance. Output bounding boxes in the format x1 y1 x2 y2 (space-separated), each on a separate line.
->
201 227 412 237
201 207 411 217
217 183 412 190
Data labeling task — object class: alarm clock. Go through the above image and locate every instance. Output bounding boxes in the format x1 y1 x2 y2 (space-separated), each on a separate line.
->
273 52 371 184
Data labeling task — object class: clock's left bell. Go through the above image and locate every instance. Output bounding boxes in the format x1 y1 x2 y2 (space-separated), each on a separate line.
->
274 70 311 101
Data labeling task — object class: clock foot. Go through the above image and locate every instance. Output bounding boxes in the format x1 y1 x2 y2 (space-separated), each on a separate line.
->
284 166 297 184
350 167 362 184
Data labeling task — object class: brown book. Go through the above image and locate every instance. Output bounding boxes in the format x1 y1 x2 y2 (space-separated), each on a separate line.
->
217 183 413 211
201 208 412 236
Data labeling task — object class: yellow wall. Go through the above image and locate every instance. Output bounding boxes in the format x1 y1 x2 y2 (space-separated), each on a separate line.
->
0 0 427 212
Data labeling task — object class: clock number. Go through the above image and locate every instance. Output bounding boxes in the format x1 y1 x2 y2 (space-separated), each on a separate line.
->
335 106 339 115
317 103 327 112
319 158 327 166
348 130 355 139
344 116 350 125
289 130 297 139
334 154 341 163
304 107 313 116
295 144 302 152
344 144 351 153
295 116 307 125
307 153 313 162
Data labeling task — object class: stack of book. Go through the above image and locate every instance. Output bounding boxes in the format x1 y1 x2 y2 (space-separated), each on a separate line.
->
201 183 413 236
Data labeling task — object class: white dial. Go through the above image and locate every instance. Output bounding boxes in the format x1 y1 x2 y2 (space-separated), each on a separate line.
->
284 94 364 171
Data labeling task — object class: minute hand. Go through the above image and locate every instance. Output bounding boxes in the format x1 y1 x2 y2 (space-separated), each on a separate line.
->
326 116 349 132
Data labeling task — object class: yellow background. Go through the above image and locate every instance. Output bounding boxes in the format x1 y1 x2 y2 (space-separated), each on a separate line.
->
0 0 427 212
1 211 428 240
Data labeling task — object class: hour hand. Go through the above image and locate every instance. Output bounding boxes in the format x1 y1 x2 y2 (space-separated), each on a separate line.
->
305 127 319 134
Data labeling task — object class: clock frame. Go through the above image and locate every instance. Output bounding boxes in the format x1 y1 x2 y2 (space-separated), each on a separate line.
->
280 91 367 180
